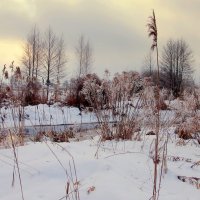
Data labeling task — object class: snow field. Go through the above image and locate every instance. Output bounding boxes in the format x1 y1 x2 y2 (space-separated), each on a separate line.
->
0 136 199 200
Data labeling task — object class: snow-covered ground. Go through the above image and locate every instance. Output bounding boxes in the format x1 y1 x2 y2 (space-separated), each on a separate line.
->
0 136 199 200
0 104 97 128
0 98 196 128
0 100 199 199
0 102 178 129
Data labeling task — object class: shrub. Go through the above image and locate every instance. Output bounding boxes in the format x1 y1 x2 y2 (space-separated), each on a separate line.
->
82 71 142 140
47 129 75 143
23 79 42 106
65 74 102 109
174 90 200 141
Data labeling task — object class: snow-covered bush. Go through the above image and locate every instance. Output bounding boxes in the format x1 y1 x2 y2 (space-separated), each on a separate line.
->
82 71 143 140
175 90 200 141
141 78 168 111
65 74 102 109
23 78 42 106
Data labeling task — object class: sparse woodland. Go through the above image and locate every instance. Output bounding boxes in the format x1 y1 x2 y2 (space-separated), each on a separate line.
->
0 10 200 200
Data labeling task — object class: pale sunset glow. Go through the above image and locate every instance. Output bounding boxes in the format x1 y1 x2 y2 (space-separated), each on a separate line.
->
0 39 23 65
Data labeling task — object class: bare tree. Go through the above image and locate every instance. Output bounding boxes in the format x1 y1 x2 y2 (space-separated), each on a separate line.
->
76 35 85 77
83 40 93 75
75 35 93 77
142 51 155 76
35 30 43 79
22 26 42 80
43 27 67 100
22 41 31 78
54 35 67 101
43 27 58 86
160 39 194 97
55 35 67 85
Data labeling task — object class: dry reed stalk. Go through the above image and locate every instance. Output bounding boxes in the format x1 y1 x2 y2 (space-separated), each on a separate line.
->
147 10 161 200
9 130 25 200
43 138 80 200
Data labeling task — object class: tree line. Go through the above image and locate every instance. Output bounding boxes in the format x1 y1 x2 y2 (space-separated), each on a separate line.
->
21 26 93 85
1 25 196 104
22 26 195 98
17 26 93 100
142 39 194 97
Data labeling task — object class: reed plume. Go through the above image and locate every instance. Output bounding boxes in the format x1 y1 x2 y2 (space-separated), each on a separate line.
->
147 10 158 51
147 10 160 200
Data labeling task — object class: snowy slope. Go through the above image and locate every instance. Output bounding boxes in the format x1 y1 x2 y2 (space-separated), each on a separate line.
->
0 136 199 200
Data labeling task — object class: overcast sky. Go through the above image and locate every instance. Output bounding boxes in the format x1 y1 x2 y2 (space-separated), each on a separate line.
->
0 0 200 81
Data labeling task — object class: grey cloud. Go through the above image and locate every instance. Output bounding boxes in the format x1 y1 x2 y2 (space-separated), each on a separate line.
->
0 10 31 39
0 0 199 79
31 0 147 74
